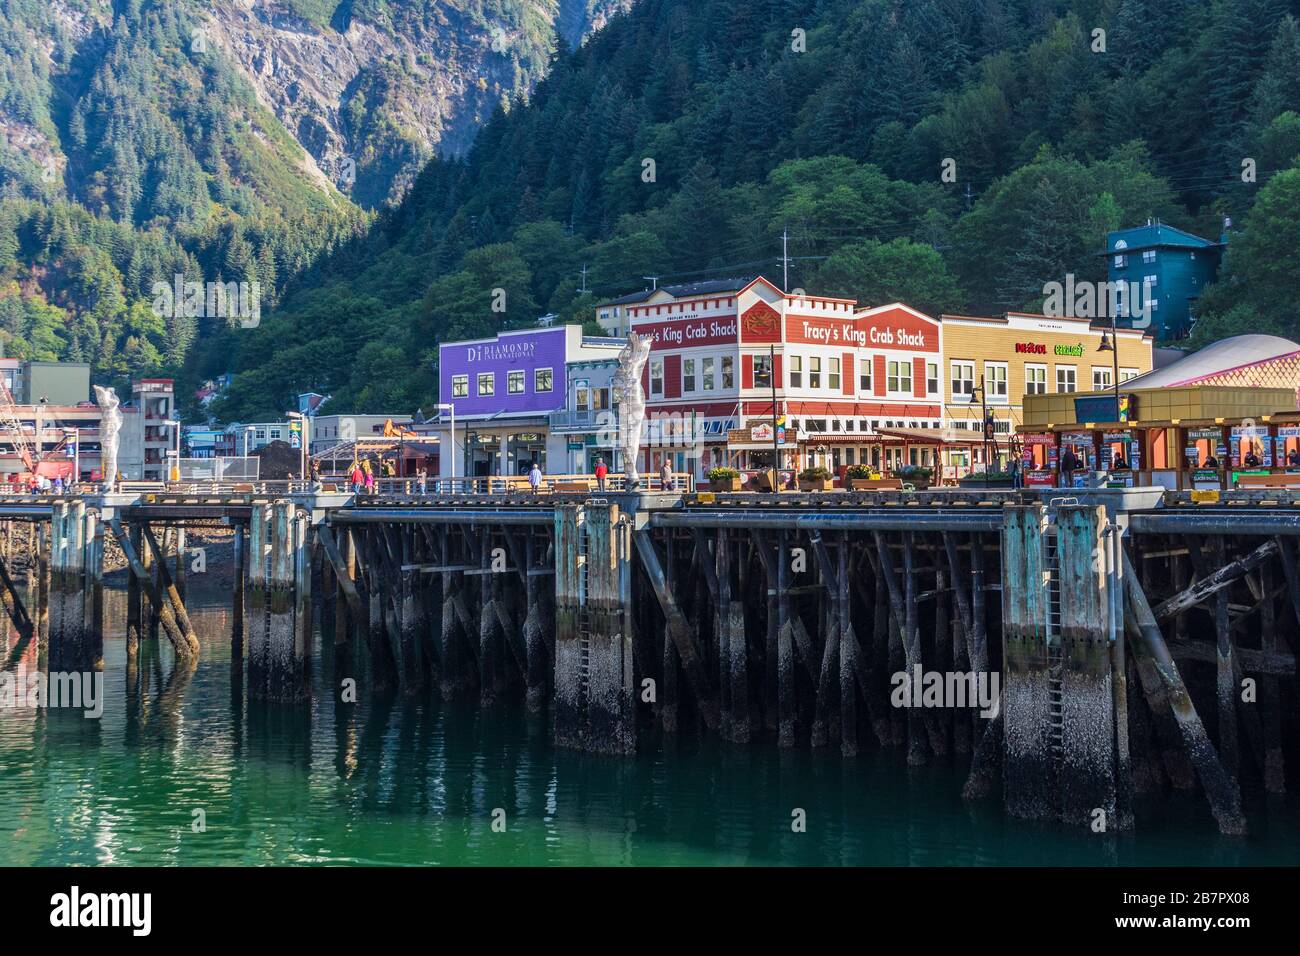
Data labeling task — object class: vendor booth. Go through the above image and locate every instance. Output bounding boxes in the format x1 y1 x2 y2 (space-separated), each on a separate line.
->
1020 384 1300 491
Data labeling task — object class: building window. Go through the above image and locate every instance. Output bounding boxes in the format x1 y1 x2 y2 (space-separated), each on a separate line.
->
683 358 696 392
754 354 773 389
452 374 468 398
1142 250 1156 263
270 428 282 440
1093 366 1113 391
1114 254 1127 268
650 359 664 397
1056 365 1077 393
860 362 872 392
985 363 1008 401
721 356 734 389
888 360 911 393
575 385 591 412
828 357 841 390
1025 364 1047 395
1120 367 1139 383
789 355 803 388
702 357 715 391
477 372 495 396
927 362 939 394
951 361 974 399
507 370 524 394
535 368 553 392
809 356 822 389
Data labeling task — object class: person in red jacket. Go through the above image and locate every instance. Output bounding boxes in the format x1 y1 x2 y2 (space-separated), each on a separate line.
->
349 462 364 495
594 457 608 492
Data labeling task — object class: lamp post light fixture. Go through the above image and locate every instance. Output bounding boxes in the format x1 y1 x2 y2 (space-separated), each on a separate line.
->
434 402 456 486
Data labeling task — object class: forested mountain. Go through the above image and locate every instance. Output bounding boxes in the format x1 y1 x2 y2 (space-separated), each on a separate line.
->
213 0 1300 421
0 0 629 396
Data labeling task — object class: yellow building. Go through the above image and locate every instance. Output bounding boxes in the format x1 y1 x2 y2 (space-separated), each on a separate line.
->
937 312 1153 476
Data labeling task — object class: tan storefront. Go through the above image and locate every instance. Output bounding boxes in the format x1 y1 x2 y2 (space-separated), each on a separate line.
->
938 312 1153 476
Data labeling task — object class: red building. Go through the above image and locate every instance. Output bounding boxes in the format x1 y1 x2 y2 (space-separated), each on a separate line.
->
621 276 943 483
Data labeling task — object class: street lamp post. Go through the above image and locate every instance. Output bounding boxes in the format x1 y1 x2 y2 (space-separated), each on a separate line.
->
64 427 79 488
434 402 456 489
768 344 781 492
164 419 181 483
287 412 309 483
1097 313 1122 426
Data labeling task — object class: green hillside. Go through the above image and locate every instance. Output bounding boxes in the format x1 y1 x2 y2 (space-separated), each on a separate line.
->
214 0 1300 420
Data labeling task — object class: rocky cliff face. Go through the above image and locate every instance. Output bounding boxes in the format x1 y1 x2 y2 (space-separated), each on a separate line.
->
9 0 632 214
204 0 633 207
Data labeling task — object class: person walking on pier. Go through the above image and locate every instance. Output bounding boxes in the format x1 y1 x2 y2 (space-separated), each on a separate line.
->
350 462 363 495
362 461 375 495
528 462 542 492
660 459 674 492
594 457 608 493
1059 447 1080 488
416 466 428 495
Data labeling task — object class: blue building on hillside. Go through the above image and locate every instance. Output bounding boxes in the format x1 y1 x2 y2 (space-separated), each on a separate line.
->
1103 220 1226 342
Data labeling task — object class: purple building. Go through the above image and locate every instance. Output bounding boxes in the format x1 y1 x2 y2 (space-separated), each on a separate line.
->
436 325 623 478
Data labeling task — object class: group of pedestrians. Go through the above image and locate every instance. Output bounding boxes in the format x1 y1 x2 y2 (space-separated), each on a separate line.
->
25 474 66 494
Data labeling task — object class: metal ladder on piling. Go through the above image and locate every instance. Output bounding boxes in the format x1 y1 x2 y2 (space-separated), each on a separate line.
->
576 510 592 701
1044 516 1065 762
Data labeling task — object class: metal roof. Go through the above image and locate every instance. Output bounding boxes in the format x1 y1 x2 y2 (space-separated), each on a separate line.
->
1122 334 1300 389
597 276 759 307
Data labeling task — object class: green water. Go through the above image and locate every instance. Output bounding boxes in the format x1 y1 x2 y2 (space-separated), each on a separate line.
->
1 585 1297 866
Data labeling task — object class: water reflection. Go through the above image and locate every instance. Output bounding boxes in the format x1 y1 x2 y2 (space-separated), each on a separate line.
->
0 580 1297 866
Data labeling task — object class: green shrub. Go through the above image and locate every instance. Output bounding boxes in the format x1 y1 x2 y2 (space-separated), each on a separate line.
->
707 467 740 480
800 466 832 481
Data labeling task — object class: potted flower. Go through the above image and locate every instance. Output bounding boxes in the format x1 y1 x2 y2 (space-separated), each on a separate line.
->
893 465 933 490
845 463 877 490
799 465 834 492
708 466 742 492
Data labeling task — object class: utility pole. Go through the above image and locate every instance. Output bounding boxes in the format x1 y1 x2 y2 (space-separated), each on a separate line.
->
781 229 791 291
579 264 588 295
642 275 660 291
964 182 974 211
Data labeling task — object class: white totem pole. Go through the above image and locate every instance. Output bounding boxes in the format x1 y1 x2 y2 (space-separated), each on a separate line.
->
93 385 122 492
613 331 652 488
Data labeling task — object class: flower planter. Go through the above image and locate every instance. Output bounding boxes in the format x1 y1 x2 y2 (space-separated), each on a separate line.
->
850 478 901 490
710 477 742 492
959 476 1015 489
799 477 833 492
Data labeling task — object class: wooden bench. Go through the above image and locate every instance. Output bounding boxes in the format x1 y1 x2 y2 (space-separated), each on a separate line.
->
848 478 903 490
552 481 594 493
1236 472 1300 489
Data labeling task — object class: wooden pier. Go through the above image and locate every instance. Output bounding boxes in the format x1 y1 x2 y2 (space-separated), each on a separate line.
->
1 485 1297 834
